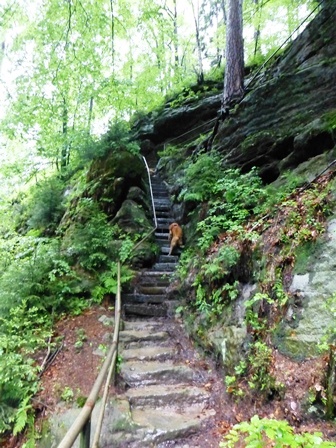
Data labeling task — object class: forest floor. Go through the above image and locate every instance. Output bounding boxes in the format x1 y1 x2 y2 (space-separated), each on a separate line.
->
3 305 336 447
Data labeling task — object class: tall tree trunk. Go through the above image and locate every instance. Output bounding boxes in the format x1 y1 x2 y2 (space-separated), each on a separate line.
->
110 0 115 72
253 0 261 58
223 0 244 106
190 0 204 84
60 98 69 169
173 0 179 69
88 96 94 134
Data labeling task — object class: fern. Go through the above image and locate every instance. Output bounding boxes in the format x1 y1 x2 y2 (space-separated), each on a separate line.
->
13 396 33 436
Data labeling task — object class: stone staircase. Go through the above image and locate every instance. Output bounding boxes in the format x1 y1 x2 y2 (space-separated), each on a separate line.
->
100 173 218 447
123 173 179 319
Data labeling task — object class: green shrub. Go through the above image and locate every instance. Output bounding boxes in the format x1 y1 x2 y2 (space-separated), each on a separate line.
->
64 199 118 271
196 167 265 251
0 301 52 434
178 151 226 203
220 415 335 447
0 237 81 315
25 176 66 233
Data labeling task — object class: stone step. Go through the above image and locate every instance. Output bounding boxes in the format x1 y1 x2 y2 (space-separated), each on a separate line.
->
151 188 169 194
130 405 216 444
154 200 171 207
122 346 175 362
123 303 168 318
157 217 172 224
158 254 179 263
120 360 196 387
137 276 171 287
155 231 170 239
156 238 170 246
151 262 177 271
139 270 173 277
122 320 167 331
125 384 210 408
136 285 168 295
154 203 171 212
123 293 167 304
155 211 170 218
119 329 169 344
160 246 182 255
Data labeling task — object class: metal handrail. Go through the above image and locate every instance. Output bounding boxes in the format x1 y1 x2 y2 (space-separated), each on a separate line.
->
57 157 157 447
142 155 157 229
128 156 158 254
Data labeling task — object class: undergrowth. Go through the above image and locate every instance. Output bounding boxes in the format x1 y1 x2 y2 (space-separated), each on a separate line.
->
175 150 334 401
220 415 335 447
0 123 145 443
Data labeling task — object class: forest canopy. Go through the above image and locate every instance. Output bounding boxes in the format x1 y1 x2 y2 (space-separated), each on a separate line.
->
0 0 318 179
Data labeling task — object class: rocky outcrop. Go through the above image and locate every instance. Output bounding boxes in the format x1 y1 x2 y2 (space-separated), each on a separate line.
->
274 215 336 360
86 149 147 218
212 2 336 182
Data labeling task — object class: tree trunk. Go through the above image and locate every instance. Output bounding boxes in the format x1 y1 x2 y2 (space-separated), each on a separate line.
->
88 96 94 134
190 1 204 85
253 0 261 58
173 0 179 69
60 98 70 170
223 0 244 106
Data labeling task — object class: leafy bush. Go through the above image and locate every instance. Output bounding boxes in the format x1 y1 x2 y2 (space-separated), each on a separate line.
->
25 176 66 233
196 167 265 251
0 237 81 315
0 302 52 434
178 151 226 203
79 120 140 164
63 198 119 271
220 415 335 447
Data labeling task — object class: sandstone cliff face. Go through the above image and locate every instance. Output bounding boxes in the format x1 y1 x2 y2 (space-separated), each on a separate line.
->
214 1 336 182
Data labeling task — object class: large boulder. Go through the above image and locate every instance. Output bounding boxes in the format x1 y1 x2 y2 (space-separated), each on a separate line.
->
85 150 147 218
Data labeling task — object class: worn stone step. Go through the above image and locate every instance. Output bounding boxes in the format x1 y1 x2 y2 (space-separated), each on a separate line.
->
123 303 168 318
151 190 169 196
130 405 216 444
120 360 196 386
158 254 179 263
123 293 166 304
122 346 175 362
156 238 170 246
125 384 210 408
136 285 168 295
119 329 169 344
154 200 171 208
139 270 173 278
157 217 172 224
151 262 177 271
154 203 171 212
160 246 182 255
137 275 171 287
156 211 170 218
122 320 167 331
155 231 170 239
